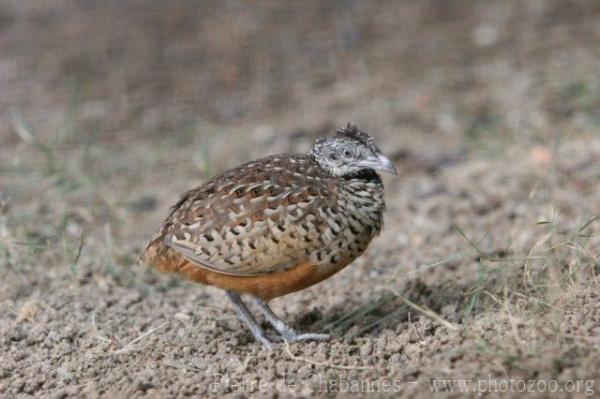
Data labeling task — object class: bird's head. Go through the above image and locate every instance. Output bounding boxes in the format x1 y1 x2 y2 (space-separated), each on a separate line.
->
311 124 397 177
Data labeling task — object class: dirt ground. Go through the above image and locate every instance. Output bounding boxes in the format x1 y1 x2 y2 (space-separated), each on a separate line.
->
1 1 600 397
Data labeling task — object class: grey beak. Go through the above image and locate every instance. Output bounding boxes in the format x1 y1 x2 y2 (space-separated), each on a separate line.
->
358 154 398 175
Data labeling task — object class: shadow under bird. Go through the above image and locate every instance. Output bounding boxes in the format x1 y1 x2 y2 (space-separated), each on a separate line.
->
139 124 397 348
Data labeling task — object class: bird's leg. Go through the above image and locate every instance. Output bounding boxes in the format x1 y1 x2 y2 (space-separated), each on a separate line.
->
254 298 330 342
226 291 273 349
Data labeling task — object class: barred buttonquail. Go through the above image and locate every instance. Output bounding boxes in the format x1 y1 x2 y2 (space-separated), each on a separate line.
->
139 124 397 348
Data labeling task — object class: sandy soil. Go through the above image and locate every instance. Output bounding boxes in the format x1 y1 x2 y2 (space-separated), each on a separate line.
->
1 1 600 397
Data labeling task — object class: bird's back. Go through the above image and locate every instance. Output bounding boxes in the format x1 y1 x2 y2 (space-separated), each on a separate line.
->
140 153 385 297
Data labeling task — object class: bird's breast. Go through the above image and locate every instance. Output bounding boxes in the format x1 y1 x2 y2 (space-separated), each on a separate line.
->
309 176 385 274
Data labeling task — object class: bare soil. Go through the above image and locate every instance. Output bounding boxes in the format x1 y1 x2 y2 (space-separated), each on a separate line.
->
1 1 599 398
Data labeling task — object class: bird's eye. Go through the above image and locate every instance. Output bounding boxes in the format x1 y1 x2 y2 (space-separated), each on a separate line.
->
342 145 357 159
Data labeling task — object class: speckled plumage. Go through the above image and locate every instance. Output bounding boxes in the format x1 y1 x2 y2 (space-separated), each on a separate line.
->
139 125 395 347
141 153 385 298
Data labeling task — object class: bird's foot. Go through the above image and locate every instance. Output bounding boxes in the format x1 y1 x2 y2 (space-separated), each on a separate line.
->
253 297 330 344
227 291 276 350
280 331 330 343
268 330 330 343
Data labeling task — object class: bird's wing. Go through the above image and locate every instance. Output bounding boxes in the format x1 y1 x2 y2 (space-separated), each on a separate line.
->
161 156 340 276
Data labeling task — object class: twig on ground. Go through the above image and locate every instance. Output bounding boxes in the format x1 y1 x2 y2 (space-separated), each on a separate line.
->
384 288 459 331
87 322 168 357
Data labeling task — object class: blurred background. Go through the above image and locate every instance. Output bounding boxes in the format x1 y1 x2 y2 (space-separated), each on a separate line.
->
1 1 600 397
3 1 600 149
3 1 600 231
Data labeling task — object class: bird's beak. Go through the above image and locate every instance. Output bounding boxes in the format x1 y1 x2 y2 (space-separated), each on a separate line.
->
358 154 398 175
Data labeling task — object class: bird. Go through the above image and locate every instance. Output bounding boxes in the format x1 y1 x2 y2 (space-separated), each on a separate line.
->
139 124 397 348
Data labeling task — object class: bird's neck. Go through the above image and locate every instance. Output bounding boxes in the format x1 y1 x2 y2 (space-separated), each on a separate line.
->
338 170 385 235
